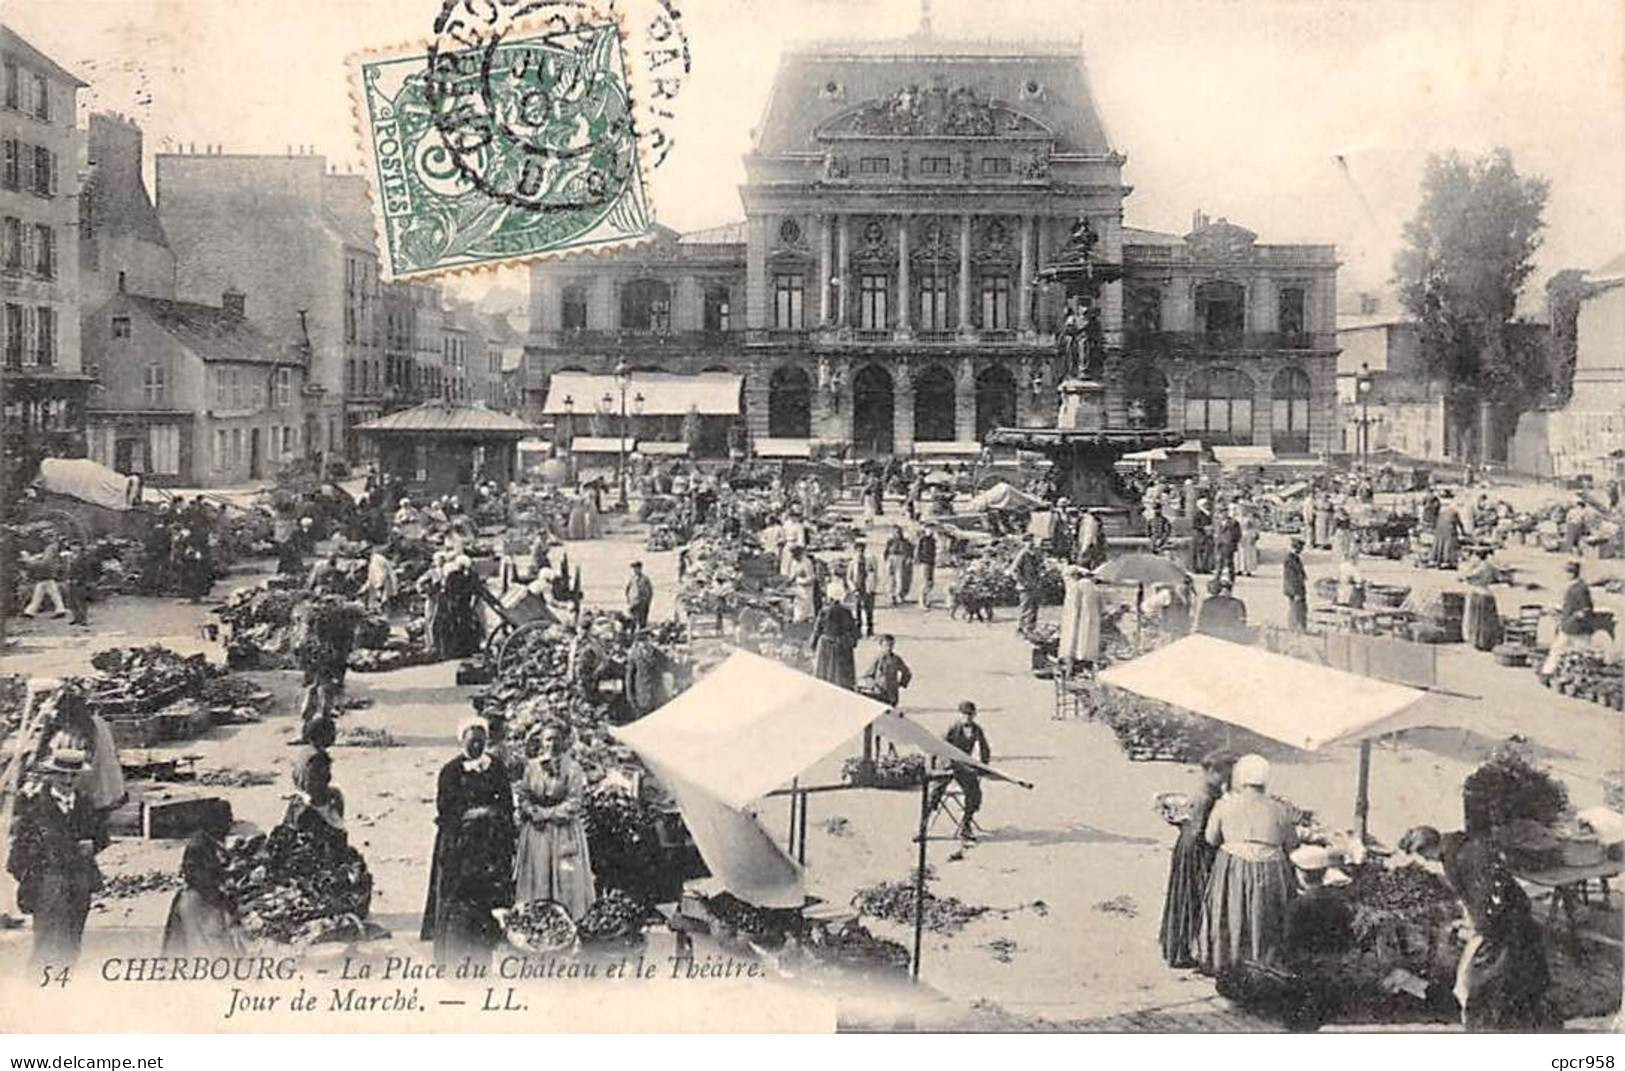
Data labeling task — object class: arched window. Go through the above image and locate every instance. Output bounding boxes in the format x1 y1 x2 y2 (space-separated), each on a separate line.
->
913 364 956 442
768 365 812 439
620 279 671 333
1121 361 1168 429
852 363 895 457
974 364 1017 443
1271 366 1312 454
1183 367 1254 445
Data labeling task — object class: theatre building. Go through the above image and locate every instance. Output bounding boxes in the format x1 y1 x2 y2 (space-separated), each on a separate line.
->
525 35 1339 461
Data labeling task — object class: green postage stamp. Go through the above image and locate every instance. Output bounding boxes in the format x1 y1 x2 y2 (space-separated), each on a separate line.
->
353 21 653 279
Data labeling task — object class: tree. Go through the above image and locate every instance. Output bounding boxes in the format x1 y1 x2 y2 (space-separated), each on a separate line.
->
1544 268 1601 406
1392 149 1549 457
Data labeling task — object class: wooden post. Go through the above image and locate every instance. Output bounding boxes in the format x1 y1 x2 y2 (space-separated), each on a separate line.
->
912 774 930 981
787 777 799 855
797 786 808 866
1355 738 1372 842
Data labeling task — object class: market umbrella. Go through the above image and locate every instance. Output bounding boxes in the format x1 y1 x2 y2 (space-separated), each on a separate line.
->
1095 553 1188 587
969 481 1044 512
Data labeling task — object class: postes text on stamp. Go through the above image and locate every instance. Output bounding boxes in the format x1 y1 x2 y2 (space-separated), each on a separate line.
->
354 21 653 279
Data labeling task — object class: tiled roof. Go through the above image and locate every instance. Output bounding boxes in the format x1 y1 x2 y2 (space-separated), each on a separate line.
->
127 295 299 365
356 402 538 436
1 26 87 88
754 41 1113 157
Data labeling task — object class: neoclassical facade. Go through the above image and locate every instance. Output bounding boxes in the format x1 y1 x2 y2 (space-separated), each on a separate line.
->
526 37 1339 458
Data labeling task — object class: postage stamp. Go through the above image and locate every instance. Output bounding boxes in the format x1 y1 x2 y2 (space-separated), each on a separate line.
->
352 19 654 280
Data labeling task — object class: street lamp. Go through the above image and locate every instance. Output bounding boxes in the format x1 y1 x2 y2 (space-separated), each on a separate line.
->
613 360 631 508
1355 362 1374 468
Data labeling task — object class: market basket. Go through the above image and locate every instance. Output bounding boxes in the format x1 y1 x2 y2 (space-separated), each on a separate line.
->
496 900 578 953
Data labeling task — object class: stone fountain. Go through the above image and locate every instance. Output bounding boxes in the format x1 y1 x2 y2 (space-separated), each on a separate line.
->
988 217 1182 512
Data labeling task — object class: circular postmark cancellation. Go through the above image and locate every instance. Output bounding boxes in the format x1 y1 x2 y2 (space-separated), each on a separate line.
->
423 6 639 213
429 0 691 192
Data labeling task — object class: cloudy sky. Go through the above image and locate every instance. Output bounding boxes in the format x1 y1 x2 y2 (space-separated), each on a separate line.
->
11 0 1623 309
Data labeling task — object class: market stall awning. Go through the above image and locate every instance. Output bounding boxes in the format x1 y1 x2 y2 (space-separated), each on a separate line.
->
913 441 982 457
969 481 1044 512
636 441 690 456
542 372 742 417
355 401 537 436
612 651 1025 908
1213 446 1277 468
569 436 637 454
754 438 812 458
1097 635 1432 752
35 458 140 510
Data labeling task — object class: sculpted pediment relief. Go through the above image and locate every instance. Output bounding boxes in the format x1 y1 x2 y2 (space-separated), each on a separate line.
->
818 85 1051 139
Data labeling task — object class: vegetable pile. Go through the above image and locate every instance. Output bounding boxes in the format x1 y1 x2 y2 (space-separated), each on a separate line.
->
576 888 651 942
94 870 182 905
951 540 1066 608
852 869 989 935
85 646 215 718
222 821 373 944
797 918 910 973
1463 745 1570 836
504 899 578 952
1347 862 1457 944
841 754 926 790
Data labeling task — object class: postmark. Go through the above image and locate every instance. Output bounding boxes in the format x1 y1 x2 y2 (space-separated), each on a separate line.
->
352 17 654 279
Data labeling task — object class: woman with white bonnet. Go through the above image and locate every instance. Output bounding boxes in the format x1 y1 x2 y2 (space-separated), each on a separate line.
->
1195 753 1299 974
421 715 515 964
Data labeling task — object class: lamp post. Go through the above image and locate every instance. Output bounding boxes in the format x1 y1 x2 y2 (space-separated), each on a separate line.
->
1355 362 1374 468
613 360 631 508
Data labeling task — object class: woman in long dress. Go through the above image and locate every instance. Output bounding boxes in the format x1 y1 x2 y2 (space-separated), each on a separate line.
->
422 718 515 964
809 581 859 690
1195 754 1299 974
1158 750 1236 967
161 832 244 957
1057 566 1104 667
1400 826 1552 1030
514 722 597 919
786 546 817 624
437 558 485 660
1433 500 1466 569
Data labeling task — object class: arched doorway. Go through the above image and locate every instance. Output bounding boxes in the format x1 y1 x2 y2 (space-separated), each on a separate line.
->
852 364 895 457
974 364 1017 443
768 364 812 438
1183 367 1255 445
913 364 956 442
1121 361 1169 429
1271 366 1312 454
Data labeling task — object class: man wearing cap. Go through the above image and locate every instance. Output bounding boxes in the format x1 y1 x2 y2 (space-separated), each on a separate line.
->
1011 532 1045 634
929 701 993 841
915 526 938 611
846 539 879 638
6 741 106 970
1283 536 1308 632
625 560 654 631
1541 561 1595 680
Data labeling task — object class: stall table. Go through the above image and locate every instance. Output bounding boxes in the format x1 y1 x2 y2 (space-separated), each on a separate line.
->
1515 859 1622 960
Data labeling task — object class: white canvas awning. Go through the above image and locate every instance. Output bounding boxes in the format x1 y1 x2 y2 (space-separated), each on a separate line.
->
35 458 140 510
969 481 1044 512
1213 446 1277 468
543 372 742 416
611 651 1024 907
569 436 636 454
1097 635 1432 752
913 441 983 457
754 438 812 458
637 441 690 456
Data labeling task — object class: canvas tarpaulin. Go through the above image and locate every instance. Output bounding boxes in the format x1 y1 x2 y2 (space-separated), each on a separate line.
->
35 458 139 510
611 652 1027 905
543 372 742 417
612 650 893 810
1097 634 1431 752
969 482 1044 512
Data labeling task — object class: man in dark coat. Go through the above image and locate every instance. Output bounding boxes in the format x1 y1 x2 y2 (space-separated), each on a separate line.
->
915 528 938 610
929 701 992 841
1214 510 1242 583
625 561 654 631
860 634 912 707
1283 537 1308 632
7 745 106 971
1012 533 1045 634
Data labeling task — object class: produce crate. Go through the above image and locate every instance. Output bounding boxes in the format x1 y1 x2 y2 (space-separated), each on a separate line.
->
143 796 233 840
107 715 167 749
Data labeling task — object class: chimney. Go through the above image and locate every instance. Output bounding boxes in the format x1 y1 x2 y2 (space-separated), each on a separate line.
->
222 289 246 319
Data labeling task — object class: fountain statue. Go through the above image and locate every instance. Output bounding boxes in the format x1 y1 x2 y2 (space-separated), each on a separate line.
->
987 216 1183 512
